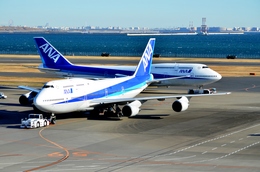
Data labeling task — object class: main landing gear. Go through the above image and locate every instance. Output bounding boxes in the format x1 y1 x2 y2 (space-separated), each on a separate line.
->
89 104 123 120
188 87 217 94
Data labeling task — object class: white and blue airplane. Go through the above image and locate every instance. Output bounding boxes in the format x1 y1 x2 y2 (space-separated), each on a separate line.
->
35 37 222 87
19 38 230 123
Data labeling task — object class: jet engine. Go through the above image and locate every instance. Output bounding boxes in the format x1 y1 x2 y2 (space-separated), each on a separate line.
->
19 91 38 105
122 100 142 117
172 96 189 112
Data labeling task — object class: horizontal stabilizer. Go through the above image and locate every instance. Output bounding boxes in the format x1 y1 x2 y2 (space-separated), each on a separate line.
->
38 66 60 72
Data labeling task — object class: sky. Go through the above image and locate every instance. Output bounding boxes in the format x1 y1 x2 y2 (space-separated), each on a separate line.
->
0 0 259 28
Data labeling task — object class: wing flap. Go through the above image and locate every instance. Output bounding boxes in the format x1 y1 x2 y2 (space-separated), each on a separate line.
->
89 92 231 106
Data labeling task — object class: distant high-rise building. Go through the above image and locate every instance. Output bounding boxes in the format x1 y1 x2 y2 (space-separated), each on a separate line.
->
201 17 207 34
189 21 196 32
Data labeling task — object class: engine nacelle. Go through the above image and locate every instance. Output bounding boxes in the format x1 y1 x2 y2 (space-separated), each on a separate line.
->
122 100 142 117
172 96 189 112
19 91 38 105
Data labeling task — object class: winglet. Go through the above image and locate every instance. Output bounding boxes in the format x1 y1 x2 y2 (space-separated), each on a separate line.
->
133 38 155 77
34 37 72 68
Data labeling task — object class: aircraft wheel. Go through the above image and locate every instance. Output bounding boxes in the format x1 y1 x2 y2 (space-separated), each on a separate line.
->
44 120 47 127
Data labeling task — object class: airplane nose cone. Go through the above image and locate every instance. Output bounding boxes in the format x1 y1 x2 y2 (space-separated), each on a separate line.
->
33 97 42 109
33 95 41 106
216 72 222 80
33 95 49 113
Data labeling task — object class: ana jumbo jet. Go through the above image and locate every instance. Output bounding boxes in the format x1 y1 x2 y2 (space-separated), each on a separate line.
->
19 38 230 123
34 37 221 88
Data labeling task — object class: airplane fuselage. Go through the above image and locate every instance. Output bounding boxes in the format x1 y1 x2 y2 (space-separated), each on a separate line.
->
39 63 221 87
34 76 150 114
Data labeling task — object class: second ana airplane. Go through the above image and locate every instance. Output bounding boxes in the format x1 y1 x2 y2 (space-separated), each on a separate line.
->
19 38 230 123
35 37 221 87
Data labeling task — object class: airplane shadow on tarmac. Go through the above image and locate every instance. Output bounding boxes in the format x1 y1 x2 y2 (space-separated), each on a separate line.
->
0 102 22 107
130 114 169 119
0 109 34 128
0 105 170 129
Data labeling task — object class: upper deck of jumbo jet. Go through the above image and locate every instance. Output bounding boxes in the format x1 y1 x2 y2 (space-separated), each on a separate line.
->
42 78 94 89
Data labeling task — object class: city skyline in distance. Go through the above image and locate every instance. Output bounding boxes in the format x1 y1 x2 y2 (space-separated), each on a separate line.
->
1 0 259 28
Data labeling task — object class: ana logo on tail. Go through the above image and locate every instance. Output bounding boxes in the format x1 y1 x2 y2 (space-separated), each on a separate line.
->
39 43 60 63
142 43 153 72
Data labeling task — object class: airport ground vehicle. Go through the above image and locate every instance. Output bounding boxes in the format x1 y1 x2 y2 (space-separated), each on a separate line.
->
226 55 237 59
0 92 7 99
20 114 50 128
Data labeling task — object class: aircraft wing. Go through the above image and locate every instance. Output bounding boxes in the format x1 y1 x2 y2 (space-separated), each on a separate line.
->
89 92 231 105
23 65 60 72
18 86 41 93
147 75 189 84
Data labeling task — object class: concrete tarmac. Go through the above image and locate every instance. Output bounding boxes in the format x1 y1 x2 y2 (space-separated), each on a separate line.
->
0 76 260 172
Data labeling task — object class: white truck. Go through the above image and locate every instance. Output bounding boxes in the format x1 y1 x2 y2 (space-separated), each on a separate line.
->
21 114 50 128
0 92 7 99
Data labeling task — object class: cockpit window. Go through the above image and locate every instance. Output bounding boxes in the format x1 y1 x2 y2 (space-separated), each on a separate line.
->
42 85 54 88
202 66 208 69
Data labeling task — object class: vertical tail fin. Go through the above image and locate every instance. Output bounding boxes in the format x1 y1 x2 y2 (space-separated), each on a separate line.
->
34 37 72 68
133 38 155 77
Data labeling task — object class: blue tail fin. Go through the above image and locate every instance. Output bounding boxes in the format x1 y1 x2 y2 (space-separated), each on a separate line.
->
133 38 155 77
34 37 72 68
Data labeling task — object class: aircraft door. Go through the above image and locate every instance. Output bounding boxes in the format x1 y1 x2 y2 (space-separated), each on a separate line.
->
174 63 179 72
105 88 108 97
163 72 167 78
121 86 125 95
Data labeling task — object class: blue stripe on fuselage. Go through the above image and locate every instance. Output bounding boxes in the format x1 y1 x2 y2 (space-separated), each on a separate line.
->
55 75 152 105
